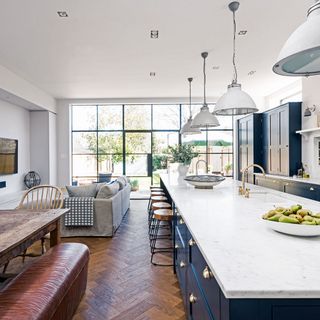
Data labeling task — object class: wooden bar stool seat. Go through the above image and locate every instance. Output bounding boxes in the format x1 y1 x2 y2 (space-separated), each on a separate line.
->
153 209 173 221
151 196 168 203
151 201 171 211
150 191 165 196
150 185 162 190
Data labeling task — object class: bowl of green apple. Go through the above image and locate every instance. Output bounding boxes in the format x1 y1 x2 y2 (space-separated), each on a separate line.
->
262 204 320 237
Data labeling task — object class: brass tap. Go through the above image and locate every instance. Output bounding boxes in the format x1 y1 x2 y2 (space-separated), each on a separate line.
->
240 164 265 197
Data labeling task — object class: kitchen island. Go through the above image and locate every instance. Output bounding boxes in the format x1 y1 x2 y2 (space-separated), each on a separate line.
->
160 174 320 320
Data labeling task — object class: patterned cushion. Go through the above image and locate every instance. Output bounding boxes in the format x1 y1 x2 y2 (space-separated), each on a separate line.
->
66 184 97 198
96 183 119 199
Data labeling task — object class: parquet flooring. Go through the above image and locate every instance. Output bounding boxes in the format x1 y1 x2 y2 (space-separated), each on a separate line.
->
4 200 186 320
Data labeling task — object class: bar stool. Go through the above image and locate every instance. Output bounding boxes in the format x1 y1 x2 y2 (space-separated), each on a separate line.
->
149 201 172 235
148 194 167 212
148 196 169 221
150 209 174 266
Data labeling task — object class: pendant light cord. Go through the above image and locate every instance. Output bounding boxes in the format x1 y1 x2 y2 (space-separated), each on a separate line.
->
189 79 192 118
203 55 207 105
232 10 238 84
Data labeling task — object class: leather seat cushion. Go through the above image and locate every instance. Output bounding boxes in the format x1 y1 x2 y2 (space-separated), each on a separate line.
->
0 243 89 320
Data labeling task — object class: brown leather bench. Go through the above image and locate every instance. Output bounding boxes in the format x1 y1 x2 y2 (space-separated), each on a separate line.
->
0 243 89 320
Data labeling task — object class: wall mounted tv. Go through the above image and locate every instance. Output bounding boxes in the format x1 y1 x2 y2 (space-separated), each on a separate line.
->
0 137 18 175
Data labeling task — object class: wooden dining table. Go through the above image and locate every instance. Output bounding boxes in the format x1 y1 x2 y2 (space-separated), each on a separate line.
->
0 208 69 267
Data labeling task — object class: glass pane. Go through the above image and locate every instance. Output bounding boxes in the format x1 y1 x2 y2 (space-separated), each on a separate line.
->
124 105 151 130
126 132 151 153
181 104 202 124
152 132 179 154
214 116 233 130
72 177 97 186
98 132 123 154
125 155 148 176
182 131 207 153
129 177 152 193
72 105 97 130
72 155 97 177
207 130 233 152
208 153 233 176
98 154 123 176
152 105 180 130
98 105 123 130
73 132 96 154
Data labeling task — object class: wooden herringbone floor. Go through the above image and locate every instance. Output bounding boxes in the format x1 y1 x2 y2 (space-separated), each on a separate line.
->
5 200 186 320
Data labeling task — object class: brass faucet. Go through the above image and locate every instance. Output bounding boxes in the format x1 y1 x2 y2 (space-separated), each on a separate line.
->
239 164 265 198
195 159 208 175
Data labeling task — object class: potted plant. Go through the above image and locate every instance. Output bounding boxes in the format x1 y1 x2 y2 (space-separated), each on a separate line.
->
224 163 232 176
167 144 198 177
130 179 139 191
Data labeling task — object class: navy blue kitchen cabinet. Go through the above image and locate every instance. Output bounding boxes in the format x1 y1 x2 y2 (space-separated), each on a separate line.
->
283 181 320 201
254 175 320 202
263 102 301 176
237 113 263 183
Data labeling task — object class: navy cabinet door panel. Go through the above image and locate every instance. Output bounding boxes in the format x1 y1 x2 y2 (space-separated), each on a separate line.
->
188 267 213 320
284 182 320 201
190 242 221 320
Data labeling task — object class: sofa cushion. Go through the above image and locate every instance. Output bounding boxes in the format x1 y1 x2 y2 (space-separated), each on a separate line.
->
66 184 97 197
117 176 127 190
96 183 120 199
95 182 107 194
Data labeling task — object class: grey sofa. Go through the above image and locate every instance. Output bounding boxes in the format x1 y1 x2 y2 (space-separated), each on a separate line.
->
60 180 131 237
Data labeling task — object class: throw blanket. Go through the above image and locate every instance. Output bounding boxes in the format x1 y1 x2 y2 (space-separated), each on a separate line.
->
64 197 94 227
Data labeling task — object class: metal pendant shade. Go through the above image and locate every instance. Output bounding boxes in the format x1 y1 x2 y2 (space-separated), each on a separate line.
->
191 52 220 128
180 78 201 136
273 1 320 76
215 83 257 116
214 1 258 116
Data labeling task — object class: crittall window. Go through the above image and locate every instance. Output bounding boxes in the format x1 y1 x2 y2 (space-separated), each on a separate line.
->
71 104 233 189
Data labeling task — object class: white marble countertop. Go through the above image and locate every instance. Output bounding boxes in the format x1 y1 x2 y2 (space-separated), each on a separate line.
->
160 174 320 299
255 173 320 186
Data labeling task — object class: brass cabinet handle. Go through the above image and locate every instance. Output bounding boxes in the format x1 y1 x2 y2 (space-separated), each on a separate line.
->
175 244 179 249
202 266 213 279
310 187 315 191
189 293 197 304
188 239 196 246
180 261 186 268
285 182 289 186
179 219 184 225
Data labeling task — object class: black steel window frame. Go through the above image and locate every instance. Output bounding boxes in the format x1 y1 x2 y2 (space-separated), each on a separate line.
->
71 103 234 183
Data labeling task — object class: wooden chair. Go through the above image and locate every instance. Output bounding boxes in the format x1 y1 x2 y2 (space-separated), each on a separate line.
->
2 185 64 273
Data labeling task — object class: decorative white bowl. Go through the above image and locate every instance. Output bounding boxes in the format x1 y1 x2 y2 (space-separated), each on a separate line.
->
264 220 320 237
184 175 225 189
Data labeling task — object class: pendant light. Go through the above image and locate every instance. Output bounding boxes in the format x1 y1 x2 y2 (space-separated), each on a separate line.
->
180 78 201 136
191 52 220 128
273 1 320 76
214 2 258 116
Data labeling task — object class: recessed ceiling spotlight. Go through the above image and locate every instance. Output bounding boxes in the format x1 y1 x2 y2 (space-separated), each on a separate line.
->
150 72 156 77
238 30 247 35
150 30 159 39
57 11 68 18
248 70 256 76
212 66 220 70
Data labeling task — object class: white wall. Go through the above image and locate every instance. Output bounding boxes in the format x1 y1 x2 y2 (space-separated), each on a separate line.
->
0 99 30 195
30 111 57 185
301 77 320 179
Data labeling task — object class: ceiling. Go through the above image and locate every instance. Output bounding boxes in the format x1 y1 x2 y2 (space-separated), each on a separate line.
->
0 0 313 101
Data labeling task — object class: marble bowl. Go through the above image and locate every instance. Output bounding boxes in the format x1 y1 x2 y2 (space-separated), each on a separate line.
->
264 220 320 237
184 175 225 189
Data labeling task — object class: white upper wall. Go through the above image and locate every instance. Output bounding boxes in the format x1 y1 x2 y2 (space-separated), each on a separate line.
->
0 99 30 195
0 64 56 113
